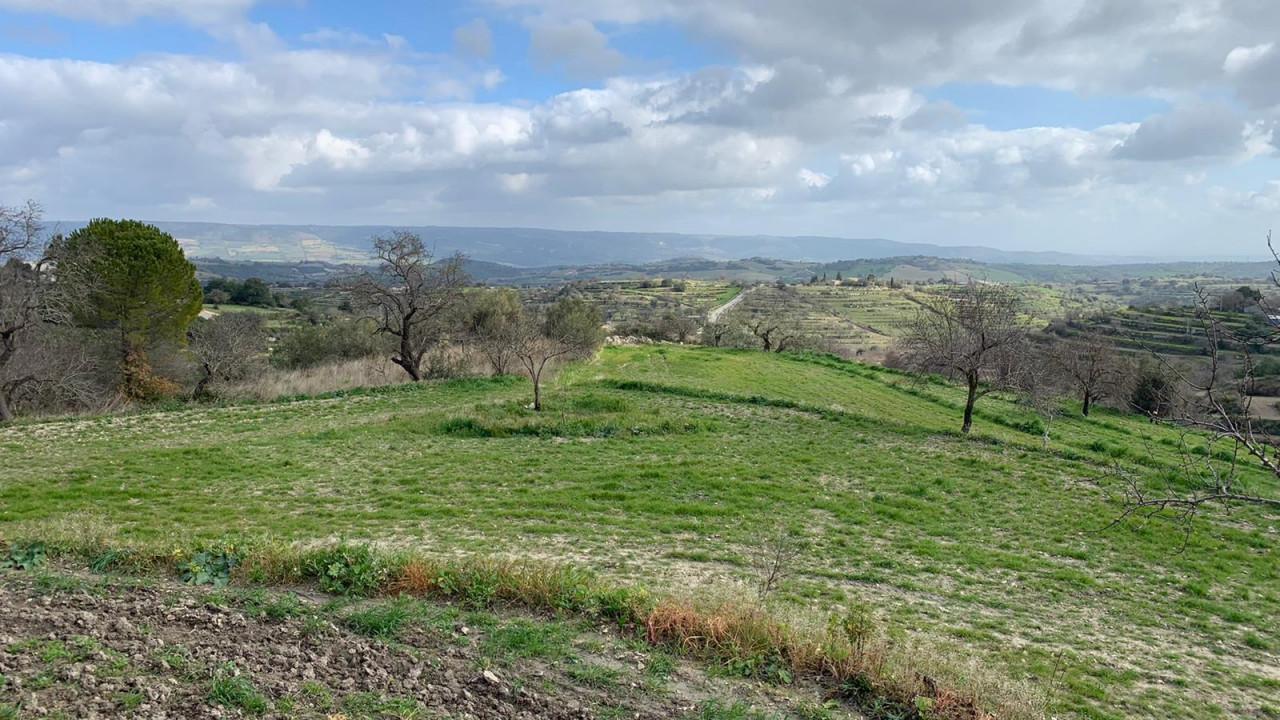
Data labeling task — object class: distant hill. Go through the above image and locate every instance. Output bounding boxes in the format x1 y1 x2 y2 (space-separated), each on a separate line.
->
57 220 1151 267
194 254 1278 288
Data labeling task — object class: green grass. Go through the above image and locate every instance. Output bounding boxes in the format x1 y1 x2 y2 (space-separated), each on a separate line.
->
208 665 269 715
1 346 1277 719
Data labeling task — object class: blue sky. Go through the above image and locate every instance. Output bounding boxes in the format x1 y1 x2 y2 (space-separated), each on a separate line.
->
1 0 1278 257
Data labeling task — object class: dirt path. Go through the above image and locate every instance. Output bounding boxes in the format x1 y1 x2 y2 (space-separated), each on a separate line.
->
705 286 754 324
0 569 855 719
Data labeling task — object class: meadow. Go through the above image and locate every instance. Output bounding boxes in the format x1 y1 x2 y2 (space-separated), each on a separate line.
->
2 346 1277 719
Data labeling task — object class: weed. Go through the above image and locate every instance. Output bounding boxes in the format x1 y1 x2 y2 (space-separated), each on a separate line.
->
1 541 46 571
483 619 574 661
342 598 415 640
303 544 388 596
208 664 268 716
116 692 143 710
180 542 243 588
566 662 622 689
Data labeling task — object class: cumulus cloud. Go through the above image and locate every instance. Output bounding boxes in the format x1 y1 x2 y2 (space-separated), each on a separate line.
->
1 0 1278 254
1112 104 1249 162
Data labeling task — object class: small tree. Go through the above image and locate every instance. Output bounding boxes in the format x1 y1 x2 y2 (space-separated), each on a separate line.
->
656 311 698 343
54 219 202 398
1052 332 1124 416
189 313 267 398
464 287 523 376
343 232 468 381
513 298 603 410
742 288 803 353
900 283 1028 433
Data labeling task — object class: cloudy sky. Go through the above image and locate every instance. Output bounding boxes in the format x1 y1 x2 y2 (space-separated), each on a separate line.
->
1 0 1278 257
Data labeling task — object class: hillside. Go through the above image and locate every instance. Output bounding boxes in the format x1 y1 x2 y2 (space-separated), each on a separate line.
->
62 221 1150 266
2 346 1277 719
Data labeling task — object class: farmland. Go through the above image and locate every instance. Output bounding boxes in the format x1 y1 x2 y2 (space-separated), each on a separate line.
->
2 345 1276 720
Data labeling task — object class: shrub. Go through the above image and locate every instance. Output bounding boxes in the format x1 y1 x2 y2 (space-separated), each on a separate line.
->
272 319 388 370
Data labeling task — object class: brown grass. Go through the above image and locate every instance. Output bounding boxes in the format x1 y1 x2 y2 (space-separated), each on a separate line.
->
4 523 1042 720
223 356 407 401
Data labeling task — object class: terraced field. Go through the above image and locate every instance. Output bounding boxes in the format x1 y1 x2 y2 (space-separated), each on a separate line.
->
2 346 1277 720
529 280 739 330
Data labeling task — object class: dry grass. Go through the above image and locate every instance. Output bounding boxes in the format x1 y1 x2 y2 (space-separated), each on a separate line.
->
223 356 408 401
0 523 1043 720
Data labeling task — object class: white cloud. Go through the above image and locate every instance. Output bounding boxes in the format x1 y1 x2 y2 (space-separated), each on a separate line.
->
798 168 831 189
2 0 1279 255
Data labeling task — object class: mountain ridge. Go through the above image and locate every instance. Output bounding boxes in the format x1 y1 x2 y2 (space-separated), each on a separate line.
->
52 220 1156 267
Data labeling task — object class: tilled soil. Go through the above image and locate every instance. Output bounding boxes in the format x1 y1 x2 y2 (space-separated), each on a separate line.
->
0 570 847 719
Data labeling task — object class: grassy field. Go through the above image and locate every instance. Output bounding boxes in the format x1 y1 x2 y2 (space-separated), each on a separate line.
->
2 346 1277 719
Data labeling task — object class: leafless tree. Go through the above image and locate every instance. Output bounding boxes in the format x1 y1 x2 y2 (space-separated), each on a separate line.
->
1107 237 1280 521
899 282 1029 433
512 297 603 411
0 203 97 422
1052 332 1126 416
750 524 806 601
343 232 468 381
741 288 804 353
701 316 733 347
189 312 268 398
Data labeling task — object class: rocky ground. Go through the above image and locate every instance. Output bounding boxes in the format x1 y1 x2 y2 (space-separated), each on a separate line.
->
0 568 854 719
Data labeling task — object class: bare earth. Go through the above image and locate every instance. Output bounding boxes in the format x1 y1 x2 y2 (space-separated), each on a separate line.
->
0 569 851 719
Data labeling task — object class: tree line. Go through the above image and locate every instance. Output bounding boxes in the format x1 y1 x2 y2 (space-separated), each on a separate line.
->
0 205 603 422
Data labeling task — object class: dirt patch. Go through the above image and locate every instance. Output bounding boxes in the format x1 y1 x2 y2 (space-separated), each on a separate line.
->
0 570 854 719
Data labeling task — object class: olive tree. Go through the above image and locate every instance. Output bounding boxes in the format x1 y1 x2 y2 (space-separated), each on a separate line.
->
899 283 1028 433
343 232 468 381
513 298 603 411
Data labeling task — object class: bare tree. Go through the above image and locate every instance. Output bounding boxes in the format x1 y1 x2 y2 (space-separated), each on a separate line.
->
899 283 1028 433
741 288 804 353
344 232 468 381
750 524 806 601
1109 235 1280 520
513 297 603 411
701 316 733 347
189 312 268 398
0 203 98 422
1052 332 1125 416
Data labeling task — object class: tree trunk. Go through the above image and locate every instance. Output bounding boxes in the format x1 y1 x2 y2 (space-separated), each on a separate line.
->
1082 391 1092 417
393 355 421 382
532 370 542 411
962 374 978 434
0 391 12 424
193 365 213 399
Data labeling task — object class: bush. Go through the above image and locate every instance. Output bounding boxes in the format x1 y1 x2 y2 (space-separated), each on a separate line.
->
272 319 388 370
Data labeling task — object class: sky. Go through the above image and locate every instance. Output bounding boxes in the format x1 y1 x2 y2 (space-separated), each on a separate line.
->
1 0 1278 258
